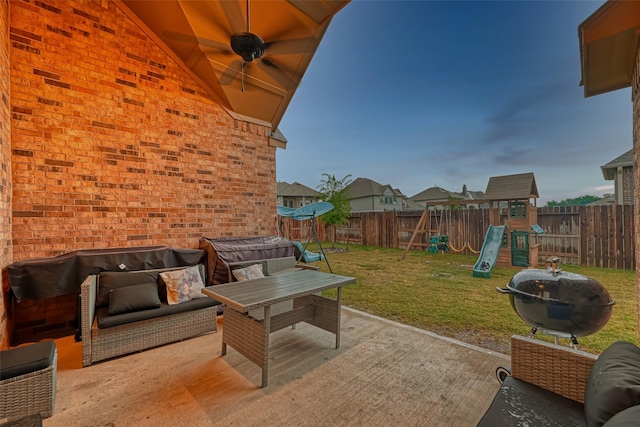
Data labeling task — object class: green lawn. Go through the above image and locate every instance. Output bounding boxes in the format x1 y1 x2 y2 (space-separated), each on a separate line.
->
311 244 638 355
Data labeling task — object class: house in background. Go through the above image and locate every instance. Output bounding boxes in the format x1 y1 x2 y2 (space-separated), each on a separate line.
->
277 181 321 208
601 149 634 205
345 177 407 212
401 192 424 211
410 185 485 209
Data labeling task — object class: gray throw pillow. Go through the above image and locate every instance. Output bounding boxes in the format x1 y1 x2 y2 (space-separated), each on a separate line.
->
97 270 160 308
585 341 640 427
232 264 265 281
108 282 161 315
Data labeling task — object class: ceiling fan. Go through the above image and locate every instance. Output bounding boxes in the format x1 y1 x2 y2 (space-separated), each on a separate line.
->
203 0 312 92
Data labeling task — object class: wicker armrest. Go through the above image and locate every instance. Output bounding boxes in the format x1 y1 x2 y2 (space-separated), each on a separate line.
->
80 275 97 367
510 335 598 403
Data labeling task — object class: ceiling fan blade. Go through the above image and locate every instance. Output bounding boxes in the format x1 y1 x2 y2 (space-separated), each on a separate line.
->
219 1 247 35
258 58 295 90
218 59 245 86
197 37 233 53
164 31 232 52
264 36 316 56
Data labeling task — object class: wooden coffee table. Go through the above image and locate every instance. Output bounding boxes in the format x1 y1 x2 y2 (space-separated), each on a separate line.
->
202 268 355 387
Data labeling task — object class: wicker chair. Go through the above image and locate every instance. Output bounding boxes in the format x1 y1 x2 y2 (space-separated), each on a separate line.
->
0 341 57 423
477 335 598 426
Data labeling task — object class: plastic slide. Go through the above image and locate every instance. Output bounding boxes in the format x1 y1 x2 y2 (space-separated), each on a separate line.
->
472 225 506 278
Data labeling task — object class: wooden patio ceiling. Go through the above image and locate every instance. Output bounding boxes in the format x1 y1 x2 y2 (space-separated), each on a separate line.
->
116 0 350 130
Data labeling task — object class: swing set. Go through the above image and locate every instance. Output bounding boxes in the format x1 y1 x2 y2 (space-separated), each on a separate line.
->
402 204 479 259
445 208 480 254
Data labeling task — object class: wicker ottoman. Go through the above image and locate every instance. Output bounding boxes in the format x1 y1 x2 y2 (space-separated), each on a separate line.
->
0 341 56 423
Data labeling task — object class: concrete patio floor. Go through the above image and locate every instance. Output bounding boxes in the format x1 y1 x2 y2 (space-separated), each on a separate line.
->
45 307 509 426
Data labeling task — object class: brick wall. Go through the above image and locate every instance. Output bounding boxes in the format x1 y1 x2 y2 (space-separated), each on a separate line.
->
4 0 279 344
0 0 12 350
633 43 640 340
623 167 634 205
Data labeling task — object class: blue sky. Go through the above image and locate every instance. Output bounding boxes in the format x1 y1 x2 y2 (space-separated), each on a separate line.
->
276 0 631 204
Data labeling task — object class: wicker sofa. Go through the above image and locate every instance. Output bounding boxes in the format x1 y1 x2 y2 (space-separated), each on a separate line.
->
477 335 640 427
80 264 219 367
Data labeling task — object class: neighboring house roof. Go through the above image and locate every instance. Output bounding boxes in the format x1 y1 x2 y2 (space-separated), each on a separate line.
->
409 185 484 204
484 173 539 200
403 198 425 211
588 195 616 206
392 188 407 198
467 190 485 200
277 181 320 198
346 177 397 199
601 149 633 180
410 186 455 203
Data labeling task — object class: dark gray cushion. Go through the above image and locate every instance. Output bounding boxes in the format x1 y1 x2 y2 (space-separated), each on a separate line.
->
97 297 219 329
476 375 586 427
97 270 162 308
108 282 161 315
97 266 204 307
0 341 56 380
585 341 640 427
603 405 640 426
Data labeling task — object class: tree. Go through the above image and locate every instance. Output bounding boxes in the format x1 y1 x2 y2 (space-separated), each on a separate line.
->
447 195 463 210
545 195 602 207
317 173 352 247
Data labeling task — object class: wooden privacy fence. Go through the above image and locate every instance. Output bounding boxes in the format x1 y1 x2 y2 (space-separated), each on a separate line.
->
279 205 635 270
536 205 634 270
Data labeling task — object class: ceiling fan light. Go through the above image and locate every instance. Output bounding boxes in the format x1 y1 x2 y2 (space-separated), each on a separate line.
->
231 32 266 62
241 49 256 62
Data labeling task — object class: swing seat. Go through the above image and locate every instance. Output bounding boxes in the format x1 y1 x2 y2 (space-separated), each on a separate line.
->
292 241 325 263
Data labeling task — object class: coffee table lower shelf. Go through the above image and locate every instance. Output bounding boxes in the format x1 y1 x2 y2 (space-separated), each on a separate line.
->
221 293 341 387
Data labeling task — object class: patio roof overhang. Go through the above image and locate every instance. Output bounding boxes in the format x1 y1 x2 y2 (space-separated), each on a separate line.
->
115 0 349 132
578 0 640 97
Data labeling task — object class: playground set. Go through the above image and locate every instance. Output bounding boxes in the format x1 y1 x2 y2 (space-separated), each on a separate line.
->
403 173 543 278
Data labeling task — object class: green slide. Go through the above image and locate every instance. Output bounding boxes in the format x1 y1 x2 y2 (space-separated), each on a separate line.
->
472 225 506 278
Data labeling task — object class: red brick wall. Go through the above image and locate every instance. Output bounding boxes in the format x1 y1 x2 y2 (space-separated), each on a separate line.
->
0 0 13 350
634 43 640 341
4 0 278 344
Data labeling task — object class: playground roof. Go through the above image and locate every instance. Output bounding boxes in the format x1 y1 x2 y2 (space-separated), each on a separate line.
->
483 172 539 201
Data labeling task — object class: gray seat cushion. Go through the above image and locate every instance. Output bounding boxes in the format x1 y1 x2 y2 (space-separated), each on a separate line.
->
0 340 56 380
97 297 219 329
476 376 586 427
